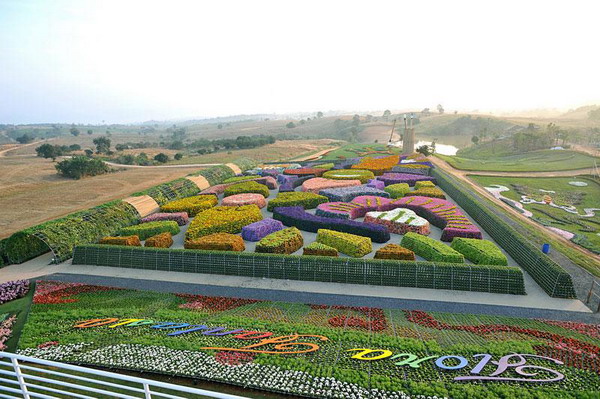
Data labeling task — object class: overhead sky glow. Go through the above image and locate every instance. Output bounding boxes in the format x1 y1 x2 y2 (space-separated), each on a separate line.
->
1 0 599 124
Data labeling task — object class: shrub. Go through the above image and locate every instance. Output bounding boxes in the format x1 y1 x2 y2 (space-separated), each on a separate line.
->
141 212 189 226
414 180 436 189
364 208 430 235
384 183 410 199
319 185 390 202
315 195 393 220
256 227 303 254
241 218 284 241
223 181 270 198
303 242 338 257
392 164 431 175
118 221 180 241
312 162 335 170
366 179 385 190
186 205 263 239
377 172 436 187
401 232 464 263
450 237 508 266
144 232 174 248
322 169 375 183
185 233 245 252
161 195 217 217
406 187 446 199
267 192 328 212
273 206 390 243
301 177 361 194
283 168 327 177
223 175 261 184
374 244 415 261
55 156 110 179
316 229 372 257
99 236 141 246
221 193 267 208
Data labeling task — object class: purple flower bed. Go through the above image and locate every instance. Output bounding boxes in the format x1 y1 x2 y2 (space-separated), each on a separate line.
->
279 176 312 193
272 206 390 243
260 169 281 177
277 174 298 185
0 280 30 305
319 185 390 202
366 179 385 190
378 196 482 241
377 173 436 187
141 212 189 226
242 218 285 241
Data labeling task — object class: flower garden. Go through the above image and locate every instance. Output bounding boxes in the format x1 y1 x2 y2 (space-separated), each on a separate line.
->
7 280 599 398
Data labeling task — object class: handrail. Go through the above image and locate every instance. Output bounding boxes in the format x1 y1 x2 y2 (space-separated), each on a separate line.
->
0 351 249 399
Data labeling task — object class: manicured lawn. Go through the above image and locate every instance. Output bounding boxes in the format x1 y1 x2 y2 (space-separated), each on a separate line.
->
438 150 599 172
15 281 600 399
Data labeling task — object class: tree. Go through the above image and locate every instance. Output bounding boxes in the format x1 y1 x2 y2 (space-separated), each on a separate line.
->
93 137 111 154
437 104 445 114
174 153 183 160
35 143 61 161
87 129 93 135
421 108 431 116
286 122 296 128
70 126 80 136
317 111 323 118
217 124 223 129
382 110 391 119
68 144 81 151
416 144 433 156
154 153 169 163
55 156 110 179
84 149 93 157
352 114 360 126
471 135 479 145
16 134 34 144
299 119 306 125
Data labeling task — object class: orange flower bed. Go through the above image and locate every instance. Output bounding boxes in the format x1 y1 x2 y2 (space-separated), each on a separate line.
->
351 155 400 175
185 233 246 251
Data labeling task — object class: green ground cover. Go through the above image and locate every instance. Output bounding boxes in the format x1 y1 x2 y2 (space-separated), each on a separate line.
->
438 150 599 172
14 281 600 398
469 175 600 258
319 143 401 160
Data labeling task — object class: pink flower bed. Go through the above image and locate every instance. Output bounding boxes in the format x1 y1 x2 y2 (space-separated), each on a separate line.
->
315 195 393 219
221 193 267 208
364 208 430 235
301 177 362 194
141 212 189 226
377 172 436 187
378 196 482 241
0 315 17 351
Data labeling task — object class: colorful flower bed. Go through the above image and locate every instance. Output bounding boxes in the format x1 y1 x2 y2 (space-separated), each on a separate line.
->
450 237 508 266
283 167 327 177
316 195 395 220
144 232 173 248
223 181 270 198
255 227 304 254
377 172 436 187
302 242 339 256
185 233 245 252
366 178 385 190
414 180 435 189
16 284 597 398
241 218 285 241
401 232 465 263
364 208 430 235
141 212 189 226
98 235 141 246
373 243 415 260
351 155 400 175
319 185 390 202
201 177 278 195
405 186 446 199
273 206 391 243
301 177 362 193
221 193 267 208
380 196 482 241
316 229 372 257
0 314 17 351
0 280 30 305
186 205 263 239
392 164 431 175
322 169 375 183
222 175 262 184
160 195 218 217
267 191 329 212
118 221 180 241
384 183 410 199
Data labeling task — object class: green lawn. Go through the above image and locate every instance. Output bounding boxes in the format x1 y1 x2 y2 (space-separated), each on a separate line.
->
320 143 401 160
469 175 600 264
438 149 599 172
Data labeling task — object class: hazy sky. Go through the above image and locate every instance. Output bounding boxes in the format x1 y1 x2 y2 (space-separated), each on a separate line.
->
1 0 599 124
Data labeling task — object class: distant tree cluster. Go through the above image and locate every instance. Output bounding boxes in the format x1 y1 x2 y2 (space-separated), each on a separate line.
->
35 143 82 161
55 156 110 179
190 135 276 154
16 134 35 144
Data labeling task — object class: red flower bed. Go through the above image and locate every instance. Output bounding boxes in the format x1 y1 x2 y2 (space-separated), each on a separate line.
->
34 281 122 304
176 293 260 312
537 319 600 340
311 304 388 331
215 351 255 366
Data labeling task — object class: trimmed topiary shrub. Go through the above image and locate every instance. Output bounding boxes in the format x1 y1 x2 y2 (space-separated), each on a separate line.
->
364 208 430 235
185 233 245 252
118 221 180 241
322 169 375 184
161 195 217 217
384 183 410 199
186 205 263 239
241 218 284 241
401 232 464 263
450 237 508 266
377 173 435 187
301 177 362 194
223 175 261 184
303 242 339 257
224 181 270 198
144 232 173 248
283 168 327 177
414 180 436 189
319 186 390 202
374 244 415 261
312 162 335 170
316 229 372 258
406 187 446 199
99 236 141 246
256 227 303 254
351 155 400 175
267 191 328 212
392 164 431 175
141 212 189 226
221 193 267 208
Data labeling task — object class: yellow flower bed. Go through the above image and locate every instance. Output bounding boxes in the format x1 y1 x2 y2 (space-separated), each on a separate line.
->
351 155 400 175
186 205 263 240
160 195 218 217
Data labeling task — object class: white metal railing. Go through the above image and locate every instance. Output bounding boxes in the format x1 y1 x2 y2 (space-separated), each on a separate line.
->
0 352 249 399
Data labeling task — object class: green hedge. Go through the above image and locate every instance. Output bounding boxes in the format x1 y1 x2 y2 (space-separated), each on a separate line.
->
72 245 526 295
0 239 7 267
255 227 304 254
431 168 576 298
401 232 465 263
118 221 180 241
316 229 372 258
4 201 139 264
451 238 508 266
224 181 270 198
384 183 410 199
